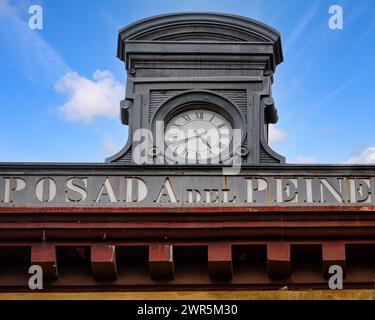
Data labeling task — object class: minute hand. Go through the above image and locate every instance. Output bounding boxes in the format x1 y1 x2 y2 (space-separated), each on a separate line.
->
169 135 199 147
198 135 211 148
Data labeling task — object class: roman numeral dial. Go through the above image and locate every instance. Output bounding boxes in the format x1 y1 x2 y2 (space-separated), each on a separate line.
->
165 109 233 162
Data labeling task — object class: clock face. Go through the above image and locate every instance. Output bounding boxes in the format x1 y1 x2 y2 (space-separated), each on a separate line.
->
165 109 233 162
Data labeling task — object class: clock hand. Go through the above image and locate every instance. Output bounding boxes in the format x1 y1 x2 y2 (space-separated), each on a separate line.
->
192 130 212 148
193 129 207 137
168 135 199 147
198 135 211 148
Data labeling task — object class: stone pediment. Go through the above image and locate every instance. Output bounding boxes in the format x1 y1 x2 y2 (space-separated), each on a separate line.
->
117 12 283 68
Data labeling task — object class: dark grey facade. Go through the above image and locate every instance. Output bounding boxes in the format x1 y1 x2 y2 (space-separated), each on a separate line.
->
107 12 284 165
1 13 374 210
1 163 375 207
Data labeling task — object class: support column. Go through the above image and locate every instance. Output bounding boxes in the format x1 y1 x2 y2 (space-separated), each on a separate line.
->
149 244 174 279
267 242 291 279
322 242 346 278
91 244 117 280
208 243 233 280
31 243 58 280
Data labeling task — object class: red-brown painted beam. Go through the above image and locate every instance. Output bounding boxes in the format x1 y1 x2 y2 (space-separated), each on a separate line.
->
1 240 375 291
3 221 375 241
31 243 58 280
3 221 375 229
5 220 375 228
267 242 291 279
0 205 374 214
149 244 174 279
322 242 346 278
208 243 233 280
91 244 117 280
2 239 375 247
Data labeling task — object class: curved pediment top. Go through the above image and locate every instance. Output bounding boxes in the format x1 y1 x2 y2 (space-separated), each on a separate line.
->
120 12 281 42
118 12 283 64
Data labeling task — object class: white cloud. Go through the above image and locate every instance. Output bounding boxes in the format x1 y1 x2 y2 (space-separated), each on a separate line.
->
56 70 123 123
346 147 375 164
295 155 316 164
0 1 123 123
0 0 69 81
268 125 287 144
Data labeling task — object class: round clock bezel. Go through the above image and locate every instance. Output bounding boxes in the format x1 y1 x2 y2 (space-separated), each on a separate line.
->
151 90 246 164
165 106 234 162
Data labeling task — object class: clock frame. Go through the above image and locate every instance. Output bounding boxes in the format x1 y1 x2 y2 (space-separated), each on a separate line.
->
164 108 233 163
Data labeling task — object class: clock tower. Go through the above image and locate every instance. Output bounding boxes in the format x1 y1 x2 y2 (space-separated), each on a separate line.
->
106 12 285 165
1 11 375 298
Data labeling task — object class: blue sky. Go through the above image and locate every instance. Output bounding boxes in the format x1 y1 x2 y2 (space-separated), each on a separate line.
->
0 0 374 164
